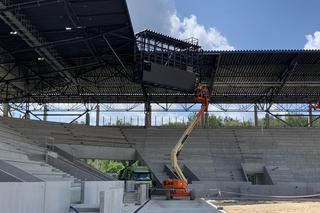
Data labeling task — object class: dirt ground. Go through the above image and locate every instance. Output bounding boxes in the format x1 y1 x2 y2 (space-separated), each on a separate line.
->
209 200 320 213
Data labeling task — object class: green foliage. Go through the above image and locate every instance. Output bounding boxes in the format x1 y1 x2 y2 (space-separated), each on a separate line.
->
285 115 308 127
208 115 223 127
261 114 309 127
86 159 124 174
115 119 132 127
161 113 254 128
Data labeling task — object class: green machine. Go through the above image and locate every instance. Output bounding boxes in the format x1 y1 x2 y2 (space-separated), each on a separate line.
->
119 165 152 185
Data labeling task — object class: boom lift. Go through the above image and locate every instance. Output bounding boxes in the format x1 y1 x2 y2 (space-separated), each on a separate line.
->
162 83 210 200
309 96 320 110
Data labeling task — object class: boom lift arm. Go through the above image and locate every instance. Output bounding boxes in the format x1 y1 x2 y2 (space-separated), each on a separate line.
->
162 83 210 200
170 83 210 183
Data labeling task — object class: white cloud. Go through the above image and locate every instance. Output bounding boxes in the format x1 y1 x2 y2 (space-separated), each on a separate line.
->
127 0 234 50
304 32 320 49
127 0 175 34
170 12 235 50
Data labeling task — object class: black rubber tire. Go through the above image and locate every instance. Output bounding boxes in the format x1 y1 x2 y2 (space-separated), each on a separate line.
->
166 191 171 200
190 190 195 200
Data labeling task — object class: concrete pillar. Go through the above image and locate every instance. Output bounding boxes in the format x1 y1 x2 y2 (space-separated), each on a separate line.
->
254 105 258 127
265 113 270 128
43 104 48 121
144 102 151 128
86 112 90 126
96 104 100 126
308 108 313 128
100 189 123 213
2 103 9 117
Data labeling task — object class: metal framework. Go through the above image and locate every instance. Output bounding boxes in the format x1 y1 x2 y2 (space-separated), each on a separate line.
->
0 0 319 106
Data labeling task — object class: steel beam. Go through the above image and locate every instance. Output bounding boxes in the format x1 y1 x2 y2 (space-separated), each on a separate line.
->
259 56 299 109
0 1 77 85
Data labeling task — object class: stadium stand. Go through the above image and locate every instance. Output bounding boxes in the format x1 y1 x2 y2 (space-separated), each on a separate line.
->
3 117 320 198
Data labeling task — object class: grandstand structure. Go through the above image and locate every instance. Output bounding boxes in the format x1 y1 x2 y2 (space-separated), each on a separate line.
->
0 0 320 211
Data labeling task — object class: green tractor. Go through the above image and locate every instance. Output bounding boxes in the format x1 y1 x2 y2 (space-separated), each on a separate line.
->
119 165 152 186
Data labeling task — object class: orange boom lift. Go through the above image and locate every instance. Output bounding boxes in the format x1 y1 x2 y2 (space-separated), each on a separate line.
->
162 83 210 200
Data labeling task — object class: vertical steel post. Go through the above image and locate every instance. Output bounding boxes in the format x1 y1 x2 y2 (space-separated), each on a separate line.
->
96 104 100 126
308 107 313 128
43 104 48 121
254 105 259 127
144 102 151 127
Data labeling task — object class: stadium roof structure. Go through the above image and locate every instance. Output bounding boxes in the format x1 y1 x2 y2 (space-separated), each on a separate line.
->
0 0 320 104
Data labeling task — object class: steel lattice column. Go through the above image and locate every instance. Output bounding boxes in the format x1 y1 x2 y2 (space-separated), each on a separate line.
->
308 108 312 128
254 105 259 127
96 104 100 126
2 103 9 117
144 102 151 128
265 113 270 128
43 104 48 121
85 112 90 126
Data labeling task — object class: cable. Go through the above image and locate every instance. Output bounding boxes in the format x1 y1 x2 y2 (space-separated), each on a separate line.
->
69 206 79 213
208 188 320 199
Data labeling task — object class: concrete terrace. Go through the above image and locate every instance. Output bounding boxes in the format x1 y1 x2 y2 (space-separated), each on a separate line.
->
2 117 320 198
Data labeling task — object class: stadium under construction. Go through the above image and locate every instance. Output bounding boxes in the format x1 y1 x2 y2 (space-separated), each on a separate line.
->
1 0 320 212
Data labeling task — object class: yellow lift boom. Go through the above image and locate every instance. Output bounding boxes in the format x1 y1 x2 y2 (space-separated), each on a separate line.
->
162 83 210 199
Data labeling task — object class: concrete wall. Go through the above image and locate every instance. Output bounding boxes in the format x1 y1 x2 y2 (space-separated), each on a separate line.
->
0 182 71 213
83 181 124 205
100 189 123 213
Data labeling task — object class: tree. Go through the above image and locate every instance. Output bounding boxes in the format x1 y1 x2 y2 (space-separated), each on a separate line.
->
86 159 125 174
208 115 223 127
285 115 308 127
259 114 310 127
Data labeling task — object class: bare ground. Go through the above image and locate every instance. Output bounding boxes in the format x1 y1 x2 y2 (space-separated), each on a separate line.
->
209 200 320 213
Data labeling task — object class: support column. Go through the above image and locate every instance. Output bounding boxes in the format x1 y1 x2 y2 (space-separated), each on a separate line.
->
85 112 90 126
201 114 205 128
96 104 100 126
43 104 48 121
201 112 209 128
144 102 151 128
25 103 30 119
204 112 209 128
308 108 313 128
265 113 270 128
2 103 9 117
254 105 258 127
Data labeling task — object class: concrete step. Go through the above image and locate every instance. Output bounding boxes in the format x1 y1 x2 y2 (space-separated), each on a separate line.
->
124 192 138 204
37 175 76 181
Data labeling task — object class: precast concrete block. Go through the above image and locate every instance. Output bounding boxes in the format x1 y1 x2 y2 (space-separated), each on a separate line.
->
44 181 71 213
99 189 123 213
0 182 45 213
83 181 124 205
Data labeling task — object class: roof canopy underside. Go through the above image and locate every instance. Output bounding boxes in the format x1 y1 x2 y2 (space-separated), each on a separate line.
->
0 1 319 104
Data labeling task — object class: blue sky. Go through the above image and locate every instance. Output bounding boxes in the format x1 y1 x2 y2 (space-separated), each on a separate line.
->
127 0 320 50
174 0 320 49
